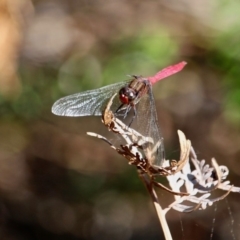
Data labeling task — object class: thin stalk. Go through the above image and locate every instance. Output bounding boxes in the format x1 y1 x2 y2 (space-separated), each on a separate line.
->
139 173 172 240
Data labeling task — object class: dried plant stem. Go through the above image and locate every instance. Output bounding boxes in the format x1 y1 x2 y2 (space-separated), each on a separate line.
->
139 173 172 240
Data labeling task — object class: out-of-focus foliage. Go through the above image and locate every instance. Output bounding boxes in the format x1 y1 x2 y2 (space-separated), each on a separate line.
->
0 0 239 240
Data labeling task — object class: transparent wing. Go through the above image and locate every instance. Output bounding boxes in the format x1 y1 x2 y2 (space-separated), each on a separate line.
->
52 82 126 117
133 84 165 166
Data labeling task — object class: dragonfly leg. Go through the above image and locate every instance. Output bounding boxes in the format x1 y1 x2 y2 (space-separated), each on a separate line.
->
115 104 132 118
115 103 125 115
115 103 136 127
123 105 132 119
128 105 137 127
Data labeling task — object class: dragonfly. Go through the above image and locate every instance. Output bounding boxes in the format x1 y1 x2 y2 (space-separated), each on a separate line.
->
52 61 187 166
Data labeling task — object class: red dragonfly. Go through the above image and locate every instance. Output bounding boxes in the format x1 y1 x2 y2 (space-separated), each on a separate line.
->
52 61 187 166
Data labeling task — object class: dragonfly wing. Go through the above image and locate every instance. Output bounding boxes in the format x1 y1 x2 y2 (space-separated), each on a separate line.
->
134 84 165 166
52 82 126 117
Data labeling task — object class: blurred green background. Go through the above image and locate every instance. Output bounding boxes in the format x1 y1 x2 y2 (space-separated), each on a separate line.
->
0 0 239 239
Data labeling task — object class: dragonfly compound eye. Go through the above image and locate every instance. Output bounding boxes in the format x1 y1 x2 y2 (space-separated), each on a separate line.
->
119 87 137 104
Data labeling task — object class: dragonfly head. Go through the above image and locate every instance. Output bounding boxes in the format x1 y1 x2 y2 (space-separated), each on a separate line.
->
119 87 137 104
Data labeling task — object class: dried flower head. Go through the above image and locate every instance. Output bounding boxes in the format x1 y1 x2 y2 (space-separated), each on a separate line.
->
88 93 240 213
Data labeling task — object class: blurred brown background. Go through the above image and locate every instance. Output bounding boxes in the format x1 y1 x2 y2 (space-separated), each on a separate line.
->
0 0 239 239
